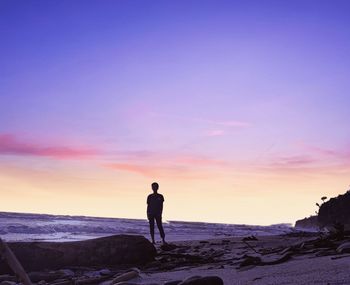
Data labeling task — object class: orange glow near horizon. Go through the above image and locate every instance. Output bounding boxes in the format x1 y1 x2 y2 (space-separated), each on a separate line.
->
1 151 349 226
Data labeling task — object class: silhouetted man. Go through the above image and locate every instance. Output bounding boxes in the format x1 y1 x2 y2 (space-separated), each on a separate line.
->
147 182 165 244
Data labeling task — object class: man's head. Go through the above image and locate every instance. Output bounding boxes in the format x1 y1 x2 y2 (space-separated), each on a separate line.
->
151 182 159 193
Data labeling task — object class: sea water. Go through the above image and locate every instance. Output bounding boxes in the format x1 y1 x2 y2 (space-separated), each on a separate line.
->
0 211 294 242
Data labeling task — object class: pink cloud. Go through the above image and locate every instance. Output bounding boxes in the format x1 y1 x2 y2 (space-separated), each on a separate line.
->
105 163 156 176
302 144 350 161
270 155 316 167
0 134 99 160
256 155 319 174
257 150 350 176
204 130 225 137
174 154 229 167
104 162 202 179
104 153 231 178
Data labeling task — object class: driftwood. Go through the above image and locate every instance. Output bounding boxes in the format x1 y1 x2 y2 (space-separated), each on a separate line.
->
260 252 292 265
0 238 33 285
238 252 292 268
0 235 156 273
111 269 140 284
331 254 350 260
158 252 214 263
242 240 259 254
336 242 350 254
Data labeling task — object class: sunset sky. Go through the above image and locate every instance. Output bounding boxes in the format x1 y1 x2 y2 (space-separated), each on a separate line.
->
1 1 349 225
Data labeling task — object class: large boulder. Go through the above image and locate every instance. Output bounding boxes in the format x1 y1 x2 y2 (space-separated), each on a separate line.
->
318 191 350 229
295 215 319 230
0 235 156 273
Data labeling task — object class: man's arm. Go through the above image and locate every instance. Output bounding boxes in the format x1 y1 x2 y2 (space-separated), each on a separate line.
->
160 195 164 213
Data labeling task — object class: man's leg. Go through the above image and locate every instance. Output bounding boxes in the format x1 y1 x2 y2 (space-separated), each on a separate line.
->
155 215 165 243
148 216 155 244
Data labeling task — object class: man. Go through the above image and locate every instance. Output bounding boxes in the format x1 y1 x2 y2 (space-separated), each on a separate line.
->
147 182 166 244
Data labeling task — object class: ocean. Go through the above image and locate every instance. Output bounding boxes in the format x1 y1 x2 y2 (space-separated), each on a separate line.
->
0 211 294 242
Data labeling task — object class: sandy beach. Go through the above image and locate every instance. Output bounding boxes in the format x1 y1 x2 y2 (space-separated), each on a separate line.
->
2 232 350 285
141 254 350 285
140 235 350 284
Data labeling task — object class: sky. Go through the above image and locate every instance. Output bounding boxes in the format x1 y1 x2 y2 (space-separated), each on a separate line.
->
1 0 350 225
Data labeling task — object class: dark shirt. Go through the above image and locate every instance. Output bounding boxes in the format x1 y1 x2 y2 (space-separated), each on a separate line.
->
147 193 164 216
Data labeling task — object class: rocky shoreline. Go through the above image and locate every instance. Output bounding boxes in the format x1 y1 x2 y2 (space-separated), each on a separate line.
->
1 232 350 285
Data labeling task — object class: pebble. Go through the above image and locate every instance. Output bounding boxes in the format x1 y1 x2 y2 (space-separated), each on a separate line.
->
179 276 224 285
99 269 111 276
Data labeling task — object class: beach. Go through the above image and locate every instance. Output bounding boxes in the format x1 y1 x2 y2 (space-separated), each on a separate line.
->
1 231 350 285
141 235 350 284
1 212 350 285
142 253 350 284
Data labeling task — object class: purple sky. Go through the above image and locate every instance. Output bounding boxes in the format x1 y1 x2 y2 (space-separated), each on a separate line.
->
1 1 350 224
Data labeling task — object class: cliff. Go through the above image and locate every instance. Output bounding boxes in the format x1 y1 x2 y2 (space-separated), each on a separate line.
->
318 191 350 229
295 215 319 230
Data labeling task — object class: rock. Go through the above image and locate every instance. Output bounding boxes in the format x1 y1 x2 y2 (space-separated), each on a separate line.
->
113 283 158 285
336 242 350 254
0 282 17 285
84 271 102 278
50 280 72 285
179 276 223 285
239 256 261 268
242 236 258 241
113 283 159 285
179 276 201 283
164 281 182 285
175 246 190 254
75 274 112 285
0 276 16 282
318 190 350 229
160 243 178 251
295 215 319 230
0 235 156 273
28 270 74 282
98 269 111 276
60 270 75 278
